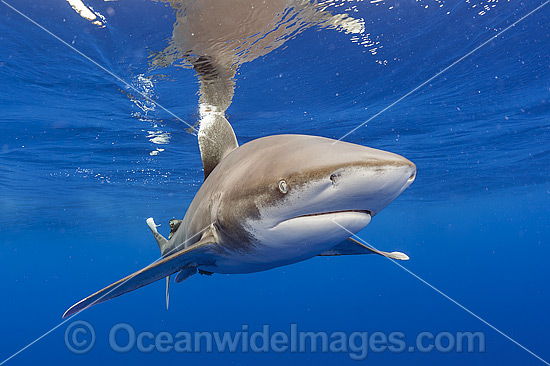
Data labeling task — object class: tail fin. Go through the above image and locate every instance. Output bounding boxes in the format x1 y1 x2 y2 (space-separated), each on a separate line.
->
146 217 170 256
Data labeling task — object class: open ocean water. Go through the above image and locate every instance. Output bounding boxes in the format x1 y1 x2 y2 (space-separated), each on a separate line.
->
1 0 549 365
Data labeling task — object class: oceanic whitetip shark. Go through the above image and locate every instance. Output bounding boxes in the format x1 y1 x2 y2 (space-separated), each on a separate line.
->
61 1 412 318
63 116 416 318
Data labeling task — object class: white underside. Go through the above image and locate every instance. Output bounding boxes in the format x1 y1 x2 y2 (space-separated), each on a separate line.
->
201 211 371 274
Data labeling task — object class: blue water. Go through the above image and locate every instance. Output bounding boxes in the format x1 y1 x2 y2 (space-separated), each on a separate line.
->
1 0 549 365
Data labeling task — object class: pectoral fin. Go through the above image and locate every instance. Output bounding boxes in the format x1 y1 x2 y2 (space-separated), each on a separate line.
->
318 238 409 260
175 267 198 283
63 237 217 318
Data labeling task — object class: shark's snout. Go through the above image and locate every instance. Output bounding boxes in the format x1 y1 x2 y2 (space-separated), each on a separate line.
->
344 152 416 217
408 166 417 183
401 159 417 185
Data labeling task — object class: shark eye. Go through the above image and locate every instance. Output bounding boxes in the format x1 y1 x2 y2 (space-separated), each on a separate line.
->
278 180 288 194
330 172 340 185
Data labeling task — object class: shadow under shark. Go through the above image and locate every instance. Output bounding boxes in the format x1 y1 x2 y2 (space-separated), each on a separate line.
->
63 117 416 318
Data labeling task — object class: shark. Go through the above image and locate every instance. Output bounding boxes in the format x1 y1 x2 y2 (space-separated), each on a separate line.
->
63 116 415 318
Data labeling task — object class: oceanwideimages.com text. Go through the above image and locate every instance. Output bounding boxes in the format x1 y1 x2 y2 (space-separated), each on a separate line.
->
65 321 486 360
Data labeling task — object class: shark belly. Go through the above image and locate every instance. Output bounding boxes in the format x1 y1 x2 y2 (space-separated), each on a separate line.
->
201 211 372 274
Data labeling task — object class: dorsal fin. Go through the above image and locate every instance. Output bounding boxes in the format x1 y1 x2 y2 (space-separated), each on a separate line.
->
198 109 238 179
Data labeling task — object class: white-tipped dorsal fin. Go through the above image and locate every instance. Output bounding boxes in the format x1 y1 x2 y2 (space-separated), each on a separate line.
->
318 238 409 260
198 107 238 179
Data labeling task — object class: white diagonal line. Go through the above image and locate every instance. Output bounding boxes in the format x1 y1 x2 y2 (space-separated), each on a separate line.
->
330 219 550 366
335 1 550 143
1 0 199 135
0 322 68 366
0 221 214 365
389 256 549 365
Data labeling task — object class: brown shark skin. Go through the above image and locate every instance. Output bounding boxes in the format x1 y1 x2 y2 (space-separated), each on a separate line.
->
169 134 415 256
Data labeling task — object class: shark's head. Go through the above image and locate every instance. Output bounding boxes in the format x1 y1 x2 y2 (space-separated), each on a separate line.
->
210 134 415 256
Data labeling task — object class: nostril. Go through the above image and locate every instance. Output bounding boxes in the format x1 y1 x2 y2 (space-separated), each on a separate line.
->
408 170 416 182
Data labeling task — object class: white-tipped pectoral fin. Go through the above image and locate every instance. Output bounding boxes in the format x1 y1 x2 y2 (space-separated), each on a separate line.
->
62 237 218 319
318 238 409 260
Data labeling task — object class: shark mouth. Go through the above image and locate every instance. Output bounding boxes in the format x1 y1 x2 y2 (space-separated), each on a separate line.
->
269 209 373 238
292 209 372 219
